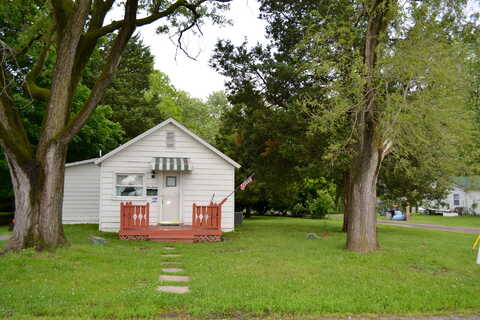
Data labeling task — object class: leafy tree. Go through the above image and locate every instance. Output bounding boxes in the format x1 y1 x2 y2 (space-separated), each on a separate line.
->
0 0 229 251
213 0 476 252
145 71 229 143
88 35 160 141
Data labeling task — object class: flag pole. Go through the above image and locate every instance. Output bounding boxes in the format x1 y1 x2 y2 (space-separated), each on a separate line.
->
219 173 255 206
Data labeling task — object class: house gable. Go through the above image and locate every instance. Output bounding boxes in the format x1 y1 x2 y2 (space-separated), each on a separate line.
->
94 118 240 168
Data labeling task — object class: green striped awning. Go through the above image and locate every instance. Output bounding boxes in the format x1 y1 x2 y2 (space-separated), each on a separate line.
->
151 157 192 171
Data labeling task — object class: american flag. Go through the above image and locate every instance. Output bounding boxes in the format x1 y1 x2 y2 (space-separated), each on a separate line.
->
240 174 255 190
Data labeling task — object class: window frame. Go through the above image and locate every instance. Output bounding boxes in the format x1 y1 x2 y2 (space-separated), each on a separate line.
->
114 173 145 197
166 131 175 148
453 193 460 206
165 175 177 187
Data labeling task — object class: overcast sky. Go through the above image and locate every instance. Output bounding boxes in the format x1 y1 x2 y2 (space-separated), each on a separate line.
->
136 1 268 100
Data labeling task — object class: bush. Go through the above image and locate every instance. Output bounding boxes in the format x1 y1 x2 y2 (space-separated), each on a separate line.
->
308 189 335 219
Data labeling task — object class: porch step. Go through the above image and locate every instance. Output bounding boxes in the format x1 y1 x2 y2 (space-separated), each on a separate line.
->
149 234 196 243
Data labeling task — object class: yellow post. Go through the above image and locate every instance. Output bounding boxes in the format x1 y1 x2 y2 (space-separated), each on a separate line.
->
473 235 480 265
473 235 480 250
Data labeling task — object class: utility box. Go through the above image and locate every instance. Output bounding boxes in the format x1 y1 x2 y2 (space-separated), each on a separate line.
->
234 212 244 227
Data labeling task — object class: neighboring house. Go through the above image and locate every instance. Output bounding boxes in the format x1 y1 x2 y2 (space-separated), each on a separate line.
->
438 176 480 215
62 118 241 232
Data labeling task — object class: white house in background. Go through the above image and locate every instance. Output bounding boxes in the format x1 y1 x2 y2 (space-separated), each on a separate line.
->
62 118 241 232
438 177 480 215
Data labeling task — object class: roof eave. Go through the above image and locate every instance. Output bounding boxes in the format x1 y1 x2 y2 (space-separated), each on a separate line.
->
94 118 241 169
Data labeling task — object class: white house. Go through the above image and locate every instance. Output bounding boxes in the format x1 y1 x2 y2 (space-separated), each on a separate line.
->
438 177 480 215
62 118 241 232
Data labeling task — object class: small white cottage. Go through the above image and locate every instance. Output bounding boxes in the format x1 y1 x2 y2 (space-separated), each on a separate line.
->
62 118 240 233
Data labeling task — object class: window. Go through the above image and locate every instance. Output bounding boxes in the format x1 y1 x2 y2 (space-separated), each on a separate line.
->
146 187 158 196
453 194 460 206
116 174 143 196
166 131 175 148
166 176 177 187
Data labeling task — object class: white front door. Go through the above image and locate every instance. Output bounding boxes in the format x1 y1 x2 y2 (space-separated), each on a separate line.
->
161 173 180 222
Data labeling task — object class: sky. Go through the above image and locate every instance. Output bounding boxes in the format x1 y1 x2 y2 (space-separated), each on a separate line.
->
136 1 268 100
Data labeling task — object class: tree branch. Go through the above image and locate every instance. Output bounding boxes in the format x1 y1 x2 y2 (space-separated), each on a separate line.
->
37 0 92 150
87 0 190 39
59 0 139 144
0 53 34 161
24 32 54 101
50 0 75 33
86 0 230 40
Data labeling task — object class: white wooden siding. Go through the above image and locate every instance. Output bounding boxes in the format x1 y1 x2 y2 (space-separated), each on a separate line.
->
62 163 100 224
440 187 480 215
99 123 235 232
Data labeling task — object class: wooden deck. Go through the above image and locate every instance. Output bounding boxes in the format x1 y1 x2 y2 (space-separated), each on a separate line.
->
119 202 224 242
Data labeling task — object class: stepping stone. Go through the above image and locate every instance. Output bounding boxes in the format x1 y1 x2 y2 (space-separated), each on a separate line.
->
159 275 189 282
163 247 176 250
162 268 184 273
162 254 181 258
161 261 182 265
157 286 190 294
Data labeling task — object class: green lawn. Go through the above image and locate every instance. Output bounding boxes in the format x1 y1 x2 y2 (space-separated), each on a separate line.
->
0 217 479 319
378 214 480 228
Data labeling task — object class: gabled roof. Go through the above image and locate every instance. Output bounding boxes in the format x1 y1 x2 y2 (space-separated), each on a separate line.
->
65 158 98 167
452 176 480 191
93 118 241 168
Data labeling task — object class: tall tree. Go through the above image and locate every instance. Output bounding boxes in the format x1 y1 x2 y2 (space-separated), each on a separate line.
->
213 0 475 252
0 0 229 251
90 34 162 141
145 71 228 143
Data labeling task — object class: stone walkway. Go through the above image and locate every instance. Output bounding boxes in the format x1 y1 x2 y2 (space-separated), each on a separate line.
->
157 246 190 294
378 220 480 234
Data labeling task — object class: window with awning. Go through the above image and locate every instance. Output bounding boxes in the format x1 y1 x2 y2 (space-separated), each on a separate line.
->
151 157 192 171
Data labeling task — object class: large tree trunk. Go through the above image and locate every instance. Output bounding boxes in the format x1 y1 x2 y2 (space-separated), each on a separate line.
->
345 0 389 252
346 122 381 252
4 143 68 251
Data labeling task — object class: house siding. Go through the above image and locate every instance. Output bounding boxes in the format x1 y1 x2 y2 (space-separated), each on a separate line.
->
99 123 235 232
439 186 480 215
62 163 100 224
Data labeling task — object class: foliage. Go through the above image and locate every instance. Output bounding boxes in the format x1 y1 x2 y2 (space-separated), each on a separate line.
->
88 35 159 142
1 219 479 318
293 178 336 218
145 70 229 144
212 0 477 221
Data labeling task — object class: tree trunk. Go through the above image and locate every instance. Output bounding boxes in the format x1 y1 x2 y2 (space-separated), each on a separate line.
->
342 173 351 233
346 122 381 252
345 0 389 252
245 206 251 218
4 143 68 251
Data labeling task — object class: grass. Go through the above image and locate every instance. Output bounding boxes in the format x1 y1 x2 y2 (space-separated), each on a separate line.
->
0 217 479 319
0 226 9 235
403 214 480 228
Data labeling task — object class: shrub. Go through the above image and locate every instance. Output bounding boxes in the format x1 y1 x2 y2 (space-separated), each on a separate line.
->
308 189 335 219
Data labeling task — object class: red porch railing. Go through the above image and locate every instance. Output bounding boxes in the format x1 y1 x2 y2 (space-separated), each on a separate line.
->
120 202 150 230
192 201 224 229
